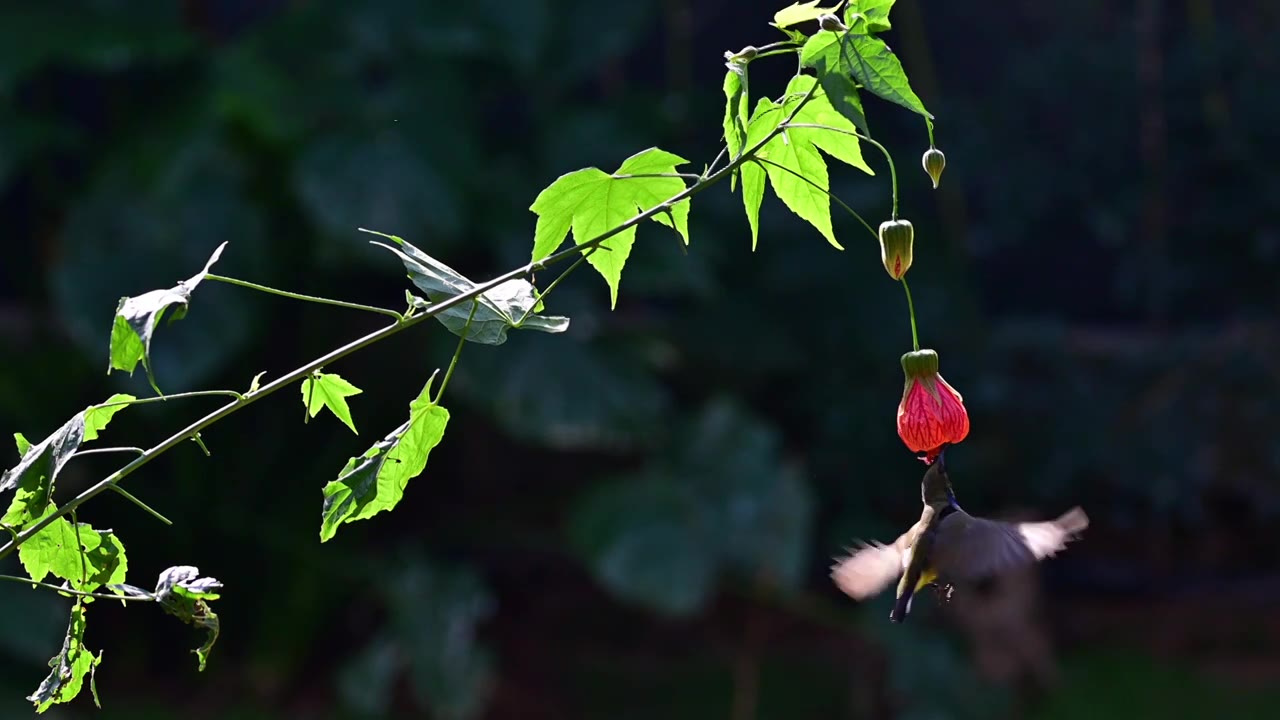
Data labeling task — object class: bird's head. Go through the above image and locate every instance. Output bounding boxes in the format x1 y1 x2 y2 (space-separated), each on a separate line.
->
920 446 956 506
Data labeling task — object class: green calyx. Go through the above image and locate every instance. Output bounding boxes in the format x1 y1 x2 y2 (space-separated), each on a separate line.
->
900 348 939 378
922 147 946 189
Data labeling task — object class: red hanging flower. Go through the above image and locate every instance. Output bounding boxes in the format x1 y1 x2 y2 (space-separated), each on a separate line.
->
896 349 969 461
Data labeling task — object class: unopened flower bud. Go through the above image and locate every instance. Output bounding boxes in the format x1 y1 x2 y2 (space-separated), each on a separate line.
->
818 14 847 33
897 349 969 460
724 46 758 67
921 147 946 189
878 219 914 280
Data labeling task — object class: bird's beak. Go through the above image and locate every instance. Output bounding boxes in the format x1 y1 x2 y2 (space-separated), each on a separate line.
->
936 445 947 470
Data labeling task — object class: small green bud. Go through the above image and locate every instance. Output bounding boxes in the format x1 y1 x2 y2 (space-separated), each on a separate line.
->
724 46 758 67
818 14 847 33
922 147 946 189
878 219 914 280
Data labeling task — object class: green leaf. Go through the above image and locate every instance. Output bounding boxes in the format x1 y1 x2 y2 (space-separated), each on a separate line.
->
320 375 450 542
14 432 30 457
28 603 100 713
616 149 691 246
302 373 363 435
784 75 873 173
17 514 129 593
846 0 896 33
772 1 841 28
528 147 692 308
19 517 128 594
737 78 874 251
569 478 716 616
800 31 932 119
747 101 839 249
722 67 748 191
82 394 135 442
154 566 222 671
107 241 228 394
370 230 569 346
1 413 85 503
801 37 869 132
17 510 78 586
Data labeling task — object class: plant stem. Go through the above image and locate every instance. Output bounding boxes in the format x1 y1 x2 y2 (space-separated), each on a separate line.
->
433 300 479 405
94 390 245 409
752 157 879 241
0 81 819 564
901 277 920 350
73 447 145 458
783 123 899 219
612 173 703 181
107 486 173 526
205 274 404 321
0 574 155 602
703 144 730 179
514 250 594 326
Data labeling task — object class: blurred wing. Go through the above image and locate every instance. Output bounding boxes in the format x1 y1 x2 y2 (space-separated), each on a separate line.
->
932 507 1088 581
830 538 907 600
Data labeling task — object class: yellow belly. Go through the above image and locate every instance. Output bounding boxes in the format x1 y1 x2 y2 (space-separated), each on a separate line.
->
913 567 938 592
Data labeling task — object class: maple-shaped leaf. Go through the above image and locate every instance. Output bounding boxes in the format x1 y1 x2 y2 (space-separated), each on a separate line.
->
529 148 692 309
302 372 363 434
739 75 874 250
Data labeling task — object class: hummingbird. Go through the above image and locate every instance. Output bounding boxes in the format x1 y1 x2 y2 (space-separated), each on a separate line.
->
830 448 1089 623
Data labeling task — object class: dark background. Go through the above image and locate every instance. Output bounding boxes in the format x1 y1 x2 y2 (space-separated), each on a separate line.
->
2 1 1279 718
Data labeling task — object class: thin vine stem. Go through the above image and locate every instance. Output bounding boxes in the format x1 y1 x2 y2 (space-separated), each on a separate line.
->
433 300 479 405
0 574 155 602
703 144 730 179
901 277 920 351
514 251 594 326
93 390 245 408
108 486 173 526
205 274 403 321
0 79 821 563
751 157 879 241
613 173 703 181
782 122 899 219
73 447 145 458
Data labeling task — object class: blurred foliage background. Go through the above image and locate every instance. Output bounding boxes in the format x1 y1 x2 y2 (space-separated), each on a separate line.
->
2 0 1279 718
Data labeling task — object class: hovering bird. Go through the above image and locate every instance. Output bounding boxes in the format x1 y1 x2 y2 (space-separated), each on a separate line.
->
831 449 1089 623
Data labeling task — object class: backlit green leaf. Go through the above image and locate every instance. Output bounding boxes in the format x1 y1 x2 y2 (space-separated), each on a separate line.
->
302 372 363 435
529 147 692 308
82 394 135 442
320 375 449 542
772 1 841 28
846 0 896 33
107 241 228 394
28 603 100 713
801 38 869 132
800 31 931 119
14 433 30 457
722 68 748 181
784 75 873 173
370 230 569 346
18 516 128 593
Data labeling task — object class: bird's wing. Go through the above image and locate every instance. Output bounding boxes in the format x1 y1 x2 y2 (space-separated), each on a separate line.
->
830 529 914 600
931 506 1089 581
